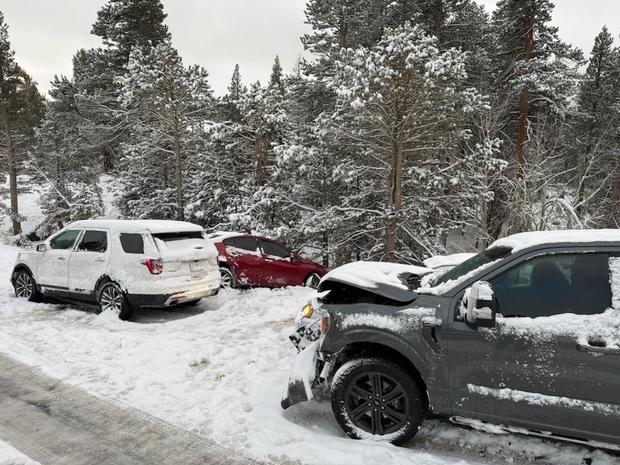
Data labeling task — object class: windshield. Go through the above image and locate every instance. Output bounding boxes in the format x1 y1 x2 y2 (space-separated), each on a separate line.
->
431 246 512 287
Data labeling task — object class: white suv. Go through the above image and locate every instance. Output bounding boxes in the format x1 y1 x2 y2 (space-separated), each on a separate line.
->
11 219 221 320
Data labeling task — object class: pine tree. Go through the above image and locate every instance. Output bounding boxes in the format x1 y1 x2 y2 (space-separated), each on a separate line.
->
0 12 45 235
324 22 504 261
74 0 172 172
118 41 214 221
488 0 582 235
573 27 620 225
30 76 103 236
91 0 170 71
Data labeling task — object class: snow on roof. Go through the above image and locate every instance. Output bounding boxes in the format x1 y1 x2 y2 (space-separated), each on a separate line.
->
207 231 246 243
423 253 476 270
68 219 204 234
490 229 620 252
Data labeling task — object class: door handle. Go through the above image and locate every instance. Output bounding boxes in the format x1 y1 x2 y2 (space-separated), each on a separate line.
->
94 257 105 263
576 342 620 355
57 256 66 261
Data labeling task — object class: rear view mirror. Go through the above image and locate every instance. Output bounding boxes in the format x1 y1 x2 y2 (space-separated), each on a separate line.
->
464 281 497 328
36 243 47 252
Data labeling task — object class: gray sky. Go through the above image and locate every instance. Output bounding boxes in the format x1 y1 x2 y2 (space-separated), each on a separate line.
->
2 0 619 96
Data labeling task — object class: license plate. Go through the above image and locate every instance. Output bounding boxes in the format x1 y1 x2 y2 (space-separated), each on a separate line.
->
190 262 203 272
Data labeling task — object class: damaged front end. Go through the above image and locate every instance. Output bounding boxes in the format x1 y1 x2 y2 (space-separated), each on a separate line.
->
280 340 331 409
281 304 332 409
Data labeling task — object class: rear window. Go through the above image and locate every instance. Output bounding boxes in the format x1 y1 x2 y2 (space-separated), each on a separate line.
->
152 231 204 242
120 233 144 254
224 237 258 252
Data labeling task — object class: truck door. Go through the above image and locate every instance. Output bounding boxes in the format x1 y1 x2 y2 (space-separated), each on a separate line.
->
446 249 620 445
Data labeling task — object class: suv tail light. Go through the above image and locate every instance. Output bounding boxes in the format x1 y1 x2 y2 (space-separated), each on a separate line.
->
142 258 163 275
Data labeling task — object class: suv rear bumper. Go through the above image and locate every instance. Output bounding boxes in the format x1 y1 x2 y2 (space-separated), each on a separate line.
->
128 283 220 308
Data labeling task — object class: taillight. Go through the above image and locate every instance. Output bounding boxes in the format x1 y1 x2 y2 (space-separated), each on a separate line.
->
141 258 163 275
320 314 330 334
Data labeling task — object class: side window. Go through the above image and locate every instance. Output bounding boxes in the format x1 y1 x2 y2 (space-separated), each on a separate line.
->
225 237 258 254
120 233 144 254
49 230 81 250
490 253 611 318
259 240 290 259
77 230 108 253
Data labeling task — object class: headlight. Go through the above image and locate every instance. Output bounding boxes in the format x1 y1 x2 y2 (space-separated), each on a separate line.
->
301 303 314 318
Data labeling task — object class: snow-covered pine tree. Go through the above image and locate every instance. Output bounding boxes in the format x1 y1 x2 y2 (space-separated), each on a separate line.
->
488 0 582 235
573 28 620 226
328 22 504 262
30 76 104 237
75 0 171 172
0 12 45 235
117 41 214 221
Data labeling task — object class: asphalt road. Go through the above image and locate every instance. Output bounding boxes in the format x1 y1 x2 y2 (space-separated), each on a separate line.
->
0 353 260 465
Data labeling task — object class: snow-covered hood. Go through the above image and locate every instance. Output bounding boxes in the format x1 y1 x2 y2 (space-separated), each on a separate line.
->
319 261 433 302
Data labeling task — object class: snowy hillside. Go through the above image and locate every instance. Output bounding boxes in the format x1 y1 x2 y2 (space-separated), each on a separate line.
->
0 243 616 465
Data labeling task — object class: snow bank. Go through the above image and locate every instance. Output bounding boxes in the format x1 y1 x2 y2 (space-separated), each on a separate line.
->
0 439 40 465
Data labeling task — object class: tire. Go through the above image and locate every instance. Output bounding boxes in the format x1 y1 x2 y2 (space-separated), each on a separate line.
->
97 281 133 321
330 357 426 445
304 272 322 289
219 266 235 288
12 269 42 302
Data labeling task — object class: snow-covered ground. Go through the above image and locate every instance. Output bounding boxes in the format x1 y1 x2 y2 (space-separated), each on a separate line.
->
0 243 618 465
0 439 40 465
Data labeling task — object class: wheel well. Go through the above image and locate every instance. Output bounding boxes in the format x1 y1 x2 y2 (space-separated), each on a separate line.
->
218 261 230 269
11 265 33 283
331 342 429 406
94 275 113 293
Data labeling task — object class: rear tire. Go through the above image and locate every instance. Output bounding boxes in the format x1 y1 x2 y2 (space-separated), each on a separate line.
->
330 357 426 445
97 282 133 321
12 269 42 302
219 266 235 288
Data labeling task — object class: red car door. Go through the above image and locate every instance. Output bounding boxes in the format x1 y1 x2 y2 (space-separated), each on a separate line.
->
223 237 263 286
257 238 304 287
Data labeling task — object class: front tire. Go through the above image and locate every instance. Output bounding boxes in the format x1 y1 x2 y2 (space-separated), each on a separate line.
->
97 282 133 321
12 269 42 302
330 357 426 445
219 266 235 288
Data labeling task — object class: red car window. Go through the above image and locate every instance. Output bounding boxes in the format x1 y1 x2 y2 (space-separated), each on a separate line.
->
259 239 290 259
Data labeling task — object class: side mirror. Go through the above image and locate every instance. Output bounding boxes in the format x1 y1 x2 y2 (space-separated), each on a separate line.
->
462 281 497 328
36 243 47 252
290 252 300 262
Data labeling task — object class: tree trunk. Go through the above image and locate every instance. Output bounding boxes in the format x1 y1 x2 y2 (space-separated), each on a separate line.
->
103 144 115 172
385 120 404 261
254 128 268 186
6 128 21 235
515 9 534 180
173 131 184 221
607 163 620 227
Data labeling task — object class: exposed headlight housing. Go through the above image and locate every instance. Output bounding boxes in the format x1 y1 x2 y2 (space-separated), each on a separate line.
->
301 303 314 319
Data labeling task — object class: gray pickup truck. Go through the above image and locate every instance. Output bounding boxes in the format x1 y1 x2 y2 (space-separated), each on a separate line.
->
282 230 620 449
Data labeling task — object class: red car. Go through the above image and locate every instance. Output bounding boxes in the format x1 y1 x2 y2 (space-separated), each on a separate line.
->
209 232 327 289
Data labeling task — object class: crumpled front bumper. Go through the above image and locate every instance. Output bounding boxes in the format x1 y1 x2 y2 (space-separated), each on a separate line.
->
281 340 326 410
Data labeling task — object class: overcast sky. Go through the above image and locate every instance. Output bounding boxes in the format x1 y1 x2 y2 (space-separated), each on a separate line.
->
2 0 619 96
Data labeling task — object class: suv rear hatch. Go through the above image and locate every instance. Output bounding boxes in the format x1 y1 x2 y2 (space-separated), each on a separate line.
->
151 231 217 279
